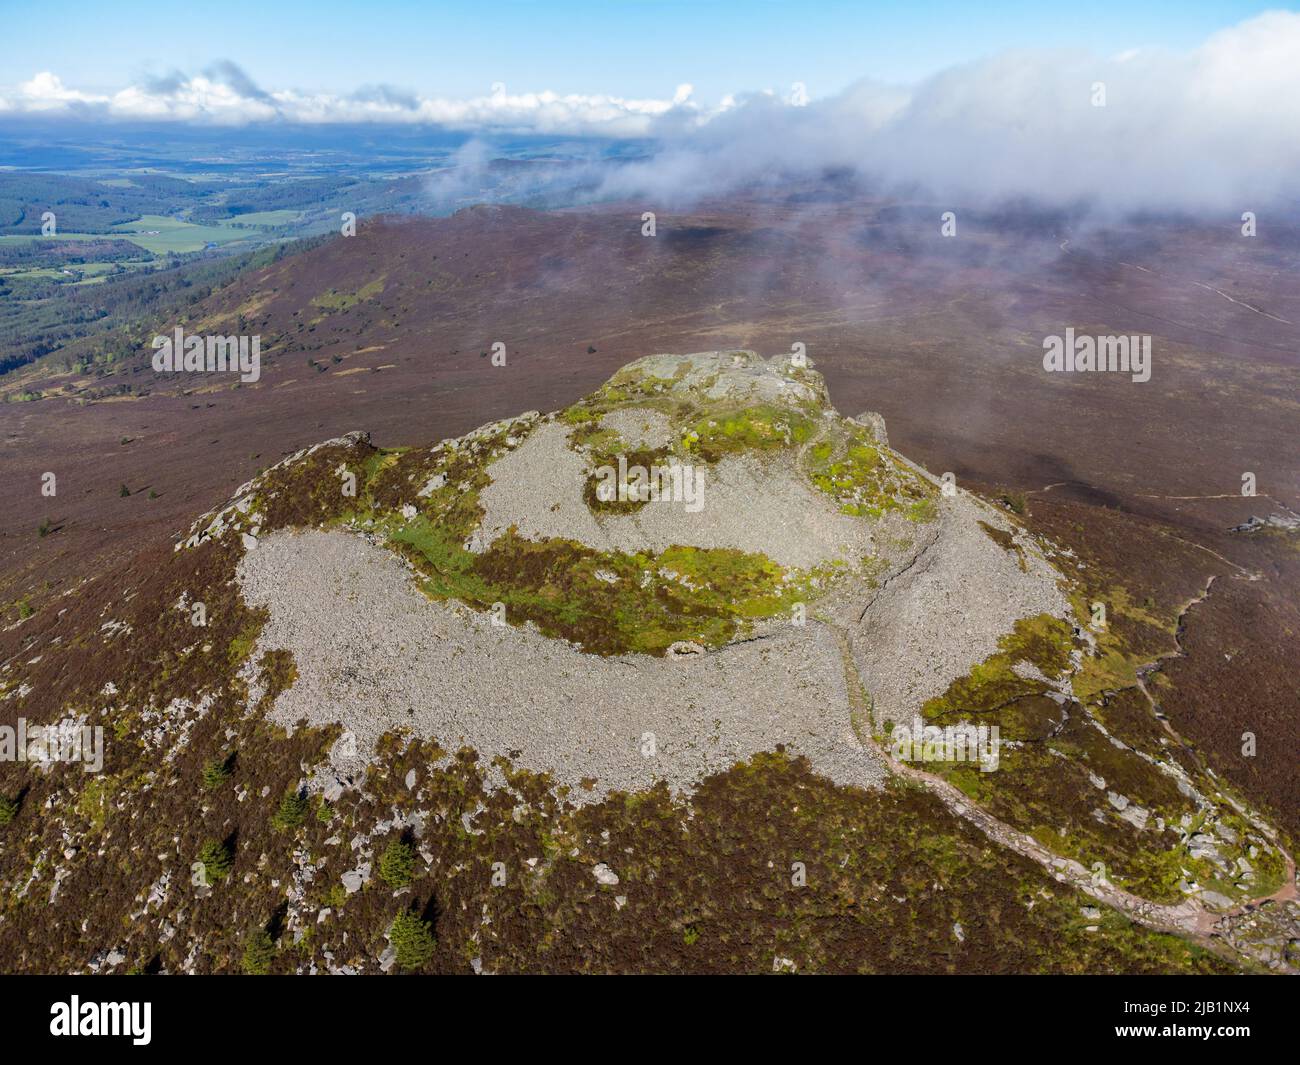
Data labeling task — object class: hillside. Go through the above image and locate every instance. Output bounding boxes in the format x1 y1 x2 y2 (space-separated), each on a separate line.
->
0 350 1293 974
3 202 1298 926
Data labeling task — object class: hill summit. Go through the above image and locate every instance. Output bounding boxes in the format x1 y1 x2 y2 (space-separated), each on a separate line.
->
225 349 1069 797
2 350 1292 974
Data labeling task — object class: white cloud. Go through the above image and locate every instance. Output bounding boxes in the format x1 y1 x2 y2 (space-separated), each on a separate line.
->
607 10 1300 211
3 12 1300 209
0 62 695 134
18 72 109 109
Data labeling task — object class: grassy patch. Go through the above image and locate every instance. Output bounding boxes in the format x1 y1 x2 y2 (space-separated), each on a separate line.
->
75 776 115 833
312 277 385 315
392 519 821 656
913 613 1278 903
807 425 937 519
109 214 250 254
683 404 814 462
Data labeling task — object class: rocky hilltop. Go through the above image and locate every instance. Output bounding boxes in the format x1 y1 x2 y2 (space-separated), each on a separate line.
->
0 351 1293 974
234 349 1069 800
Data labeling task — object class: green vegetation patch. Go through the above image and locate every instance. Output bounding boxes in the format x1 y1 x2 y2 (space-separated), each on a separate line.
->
196 839 233 882
379 839 418 888
921 614 1075 738
392 520 819 656
1069 586 1171 702
365 418 535 543
201 754 234 791
108 214 250 254
389 911 436 971
581 446 678 515
807 425 937 520
75 776 115 834
223 210 303 228
683 403 814 463
241 929 276 974
913 613 1272 904
311 277 385 315
271 789 309 833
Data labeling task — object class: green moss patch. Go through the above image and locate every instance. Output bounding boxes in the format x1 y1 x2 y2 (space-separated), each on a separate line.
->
311 277 385 316
807 425 937 520
388 519 819 656
363 417 536 542
913 613 1281 904
581 447 677 515
682 404 814 462
921 614 1074 736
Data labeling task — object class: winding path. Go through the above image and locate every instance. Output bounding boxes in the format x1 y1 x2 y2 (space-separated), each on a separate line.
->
823 618 1297 960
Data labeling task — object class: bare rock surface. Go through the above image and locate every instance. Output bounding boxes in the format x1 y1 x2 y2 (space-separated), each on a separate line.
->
598 407 673 450
853 491 1073 726
475 420 875 570
235 350 1072 801
238 528 885 799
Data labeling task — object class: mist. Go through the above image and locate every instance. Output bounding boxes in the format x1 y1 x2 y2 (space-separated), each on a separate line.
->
595 11 1300 215
7 11 1300 217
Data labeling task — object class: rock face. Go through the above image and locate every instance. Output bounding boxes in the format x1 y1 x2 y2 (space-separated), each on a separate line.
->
236 350 1072 798
474 419 876 570
852 411 889 448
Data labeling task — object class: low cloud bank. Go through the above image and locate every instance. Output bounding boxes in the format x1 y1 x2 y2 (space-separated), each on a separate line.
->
602 11 1300 213
5 12 1299 211
0 66 687 137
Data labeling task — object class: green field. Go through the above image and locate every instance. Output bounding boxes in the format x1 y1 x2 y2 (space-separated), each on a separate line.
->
0 233 115 245
109 214 252 253
0 208 282 291
0 259 151 286
0 214 255 255
0 265 68 281
222 209 303 227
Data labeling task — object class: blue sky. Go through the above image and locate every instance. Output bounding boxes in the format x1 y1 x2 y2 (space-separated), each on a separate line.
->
6 0 1292 101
